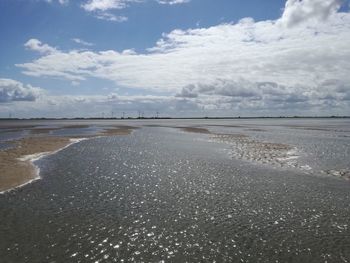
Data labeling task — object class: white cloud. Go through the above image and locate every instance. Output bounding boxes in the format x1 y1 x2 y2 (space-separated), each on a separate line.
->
58 0 69 4
0 78 43 103
157 0 190 5
81 0 189 11
44 0 69 5
17 0 350 115
81 0 138 11
0 92 197 118
81 0 135 22
94 12 128 22
2 88 348 118
72 38 94 46
280 0 342 27
81 0 190 22
24 39 57 54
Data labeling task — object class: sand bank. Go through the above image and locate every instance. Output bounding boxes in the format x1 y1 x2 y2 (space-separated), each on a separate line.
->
180 126 300 170
100 126 137 136
0 136 71 193
180 127 211 134
0 125 136 193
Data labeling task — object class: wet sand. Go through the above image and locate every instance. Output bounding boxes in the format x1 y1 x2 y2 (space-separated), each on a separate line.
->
179 127 302 171
29 127 62 134
101 126 137 136
0 136 71 192
180 127 212 134
0 125 136 193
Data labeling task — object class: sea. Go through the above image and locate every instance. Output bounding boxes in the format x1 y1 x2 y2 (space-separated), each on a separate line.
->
0 118 349 262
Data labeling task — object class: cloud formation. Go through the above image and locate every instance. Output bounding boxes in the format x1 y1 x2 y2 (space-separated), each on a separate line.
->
95 13 128 22
81 0 138 11
81 0 189 11
81 0 190 21
16 0 350 115
72 38 94 46
280 0 342 27
44 0 69 5
24 39 57 54
156 0 190 5
81 0 139 21
0 79 43 103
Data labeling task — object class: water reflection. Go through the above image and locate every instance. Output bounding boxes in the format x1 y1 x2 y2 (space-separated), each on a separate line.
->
0 125 350 262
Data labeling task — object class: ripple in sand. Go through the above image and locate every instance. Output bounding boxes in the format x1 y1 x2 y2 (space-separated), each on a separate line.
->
323 169 350 180
210 134 306 170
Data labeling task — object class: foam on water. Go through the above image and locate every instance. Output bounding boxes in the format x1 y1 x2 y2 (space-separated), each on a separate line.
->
0 138 88 194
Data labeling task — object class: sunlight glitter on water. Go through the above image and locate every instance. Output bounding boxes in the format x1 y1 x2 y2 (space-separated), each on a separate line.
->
0 120 350 262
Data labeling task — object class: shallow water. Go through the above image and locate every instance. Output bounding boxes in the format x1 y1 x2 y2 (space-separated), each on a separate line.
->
0 119 350 262
51 126 106 137
0 142 14 151
0 129 29 142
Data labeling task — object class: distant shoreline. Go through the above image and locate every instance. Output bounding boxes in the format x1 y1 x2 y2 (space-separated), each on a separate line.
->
0 116 349 121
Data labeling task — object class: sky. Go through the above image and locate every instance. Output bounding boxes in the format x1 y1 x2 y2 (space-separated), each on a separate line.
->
0 0 350 118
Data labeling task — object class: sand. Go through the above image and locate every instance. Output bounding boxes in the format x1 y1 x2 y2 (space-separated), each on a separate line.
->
180 127 212 134
0 136 71 193
180 127 299 170
100 126 137 136
0 125 136 193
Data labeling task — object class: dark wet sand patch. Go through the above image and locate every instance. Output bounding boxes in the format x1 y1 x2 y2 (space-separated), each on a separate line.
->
30 127 62 135
29 125 91 135
0 125 90 136
61 125 90 129
143 124 170 127
0 126 36 133
28 125 136 135
324 169 350 180
289 126 330 131
180 127 212 134
100 126 137 136
286 126 349 133
205 124 245 128
245 128 267 132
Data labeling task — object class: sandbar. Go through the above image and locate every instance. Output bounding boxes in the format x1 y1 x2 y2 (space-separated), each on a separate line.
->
0 136 71 193
0 125 136 193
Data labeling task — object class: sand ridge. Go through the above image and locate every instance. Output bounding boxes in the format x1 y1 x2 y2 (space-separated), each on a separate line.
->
0 125 137 193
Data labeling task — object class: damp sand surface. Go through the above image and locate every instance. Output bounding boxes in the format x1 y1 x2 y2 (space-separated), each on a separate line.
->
0 136 71 192
0 125 135 192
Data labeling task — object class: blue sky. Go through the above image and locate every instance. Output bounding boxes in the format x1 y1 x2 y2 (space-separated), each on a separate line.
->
0 1 286 76
0 0 350 118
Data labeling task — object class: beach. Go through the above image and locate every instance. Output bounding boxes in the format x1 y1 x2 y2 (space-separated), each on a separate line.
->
0 119 350 262
0 136 71 192
0 125 135 193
